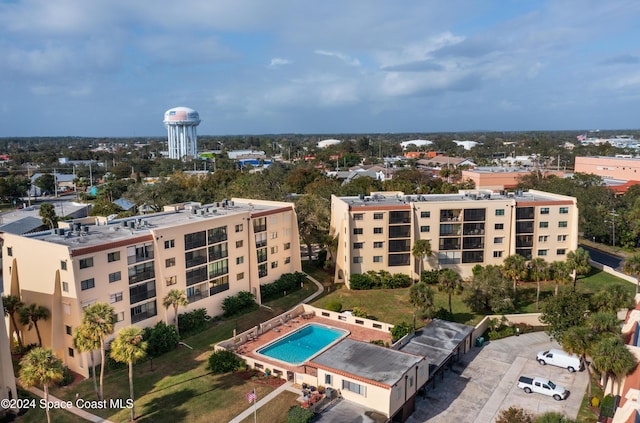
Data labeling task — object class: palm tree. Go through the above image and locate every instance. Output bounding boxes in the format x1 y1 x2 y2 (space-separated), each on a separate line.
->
438 269 463 314
82 303 115 401
528 258 549 311
74 322 101 399
162 289 188 337
566 248 591 289
550 261 572 296
622 253 640 294
110 327 148 422
562 326 594 398
592 336 638 395
409 281 435 327
19 347 64 423
502 254 526 300
19 303 50 347
411 239 432 282
2 294 24 351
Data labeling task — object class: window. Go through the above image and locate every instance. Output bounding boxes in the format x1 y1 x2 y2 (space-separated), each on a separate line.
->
539 222 549 228
253 217 267 233
557 248 566 255
493 251 503 258
165 258 176 268
66 325 72 335
559 221 568 228
353 257 363 264
495 223 504 230
80 278 95 290
62 281 69 292
107 251 120 262
284 242 291 250
129 281 156 304
165 276 177 286
271 261 278 269
353 242 364 249
373 241 384 248
325 374 333 385
420 226 430 233
285 256 291 264
79 257 94 269
130 300 157 323
236 256 244 265
271 231 278 239
7 247 12 257
164 239 175 249
353 213 363 220
557 235 567 242
373 213 384 220
538 249 548 256
236 240 243 248
110 292 123 303
353 228 363 235
109 271 121 283
235 224 243 232
114 312 124 323
560 207 569 214
60 260 67 270
494 237 504 244
258 263 268 278
271 246 278 254
342 380 366 396
68 348 74 358
420 211 431 218
495 209 505 216
373 256 383 263
184 231 207 250
373 227 383 234
256 248 267 263
540 207 549 215
209 259 229 279
538 235 548 242
208 226 228 244
255 232 267 248
237 272 245 280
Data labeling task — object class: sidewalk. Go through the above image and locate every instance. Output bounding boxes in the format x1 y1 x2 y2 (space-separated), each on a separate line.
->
22 384 116 423
228 382 294 423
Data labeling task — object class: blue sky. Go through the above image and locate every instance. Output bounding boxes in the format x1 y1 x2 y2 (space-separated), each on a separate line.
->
1 0 639 137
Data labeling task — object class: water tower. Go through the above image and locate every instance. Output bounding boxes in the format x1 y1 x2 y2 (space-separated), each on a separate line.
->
163 107 201 160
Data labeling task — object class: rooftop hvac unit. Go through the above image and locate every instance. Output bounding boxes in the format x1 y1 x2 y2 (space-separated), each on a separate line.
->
59 228 66 236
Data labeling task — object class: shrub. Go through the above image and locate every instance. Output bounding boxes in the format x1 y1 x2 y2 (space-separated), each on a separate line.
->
222 291 258 317
390 321 413 342
421 269 442 285
286 405 315 423
143 321 179 358
56 366 75 387
325 301 342 312
349 273 374 290
496 406 533 423
178 308 210 337
351 307 368 318
350 271 412 290
433 307 454 322
208 349 243 374
260 272 307 301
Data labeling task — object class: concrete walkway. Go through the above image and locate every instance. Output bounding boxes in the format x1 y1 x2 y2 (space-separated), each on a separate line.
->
22 384 116 423
300 272 326 304
228 382 295 423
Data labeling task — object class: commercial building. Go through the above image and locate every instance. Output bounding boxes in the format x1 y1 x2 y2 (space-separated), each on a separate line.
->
2 199 301 377
330 190 578 283
575 156 640 181
461 167 565 190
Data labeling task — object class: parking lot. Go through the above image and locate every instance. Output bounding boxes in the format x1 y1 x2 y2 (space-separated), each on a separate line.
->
407 331 589 423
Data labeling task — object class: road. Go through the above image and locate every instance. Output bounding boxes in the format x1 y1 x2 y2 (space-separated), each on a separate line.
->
579 243 623 269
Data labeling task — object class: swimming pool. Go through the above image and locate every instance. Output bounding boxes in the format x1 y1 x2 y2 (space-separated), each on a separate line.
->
257 324 348 365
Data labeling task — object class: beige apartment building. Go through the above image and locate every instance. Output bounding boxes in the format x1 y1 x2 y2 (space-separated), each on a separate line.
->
2 199 301 377
575 156 640 181
461 168 565 190
0 300 18 417
330 190 578 285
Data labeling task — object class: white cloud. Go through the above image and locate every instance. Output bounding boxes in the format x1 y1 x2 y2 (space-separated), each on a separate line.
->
314 50 361 67
269 58 292 68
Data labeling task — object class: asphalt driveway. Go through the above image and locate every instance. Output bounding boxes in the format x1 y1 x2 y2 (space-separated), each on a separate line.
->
407 332 589 423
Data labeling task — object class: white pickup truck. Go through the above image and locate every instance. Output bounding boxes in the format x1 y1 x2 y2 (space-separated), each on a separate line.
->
517 376 569 401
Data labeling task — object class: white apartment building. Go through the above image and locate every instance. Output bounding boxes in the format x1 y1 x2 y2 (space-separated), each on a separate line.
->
330 190 578 285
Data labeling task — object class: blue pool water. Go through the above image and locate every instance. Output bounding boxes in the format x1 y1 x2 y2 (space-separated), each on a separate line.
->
257 324 347 365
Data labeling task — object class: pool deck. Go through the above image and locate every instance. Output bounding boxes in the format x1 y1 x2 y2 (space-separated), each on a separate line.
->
235 314 394 375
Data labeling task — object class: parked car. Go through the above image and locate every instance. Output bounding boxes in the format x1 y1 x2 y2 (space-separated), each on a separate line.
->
536 349 583 372
517 376 569 401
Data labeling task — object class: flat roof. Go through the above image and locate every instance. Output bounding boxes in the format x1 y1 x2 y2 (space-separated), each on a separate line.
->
337 189 572 207
398 319 474 374
309 338 422 387
19 200 290 251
